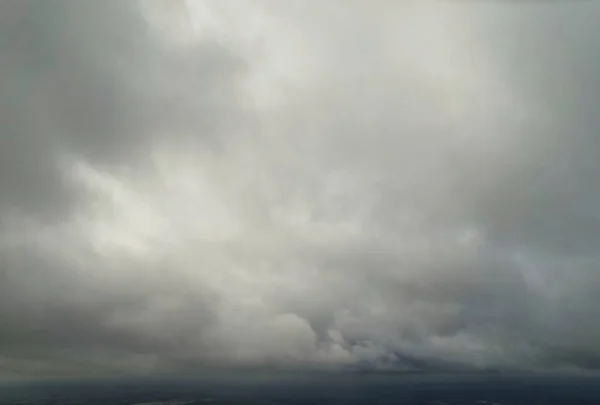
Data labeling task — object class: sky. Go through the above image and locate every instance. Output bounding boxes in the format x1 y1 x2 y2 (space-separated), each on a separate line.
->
1 0 600 379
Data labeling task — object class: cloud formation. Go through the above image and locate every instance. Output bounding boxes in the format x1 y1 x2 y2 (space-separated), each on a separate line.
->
2 0 600 378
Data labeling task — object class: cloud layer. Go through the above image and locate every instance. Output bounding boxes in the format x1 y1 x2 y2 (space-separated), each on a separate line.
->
2 0 600 378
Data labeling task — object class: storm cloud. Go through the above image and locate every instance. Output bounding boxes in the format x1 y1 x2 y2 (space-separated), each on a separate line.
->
1 0 600 379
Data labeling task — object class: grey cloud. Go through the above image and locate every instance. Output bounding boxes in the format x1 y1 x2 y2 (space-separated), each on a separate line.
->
1 0 600 378
462 2 600 255
0 0 243 220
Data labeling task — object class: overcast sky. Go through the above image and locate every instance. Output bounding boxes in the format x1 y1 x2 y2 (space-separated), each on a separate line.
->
2 0 600 379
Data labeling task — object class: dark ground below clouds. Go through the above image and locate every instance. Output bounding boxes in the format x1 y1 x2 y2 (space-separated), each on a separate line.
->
1 373 600 405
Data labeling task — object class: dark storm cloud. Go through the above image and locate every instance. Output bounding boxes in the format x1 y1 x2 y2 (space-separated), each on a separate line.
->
1 0 600 378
